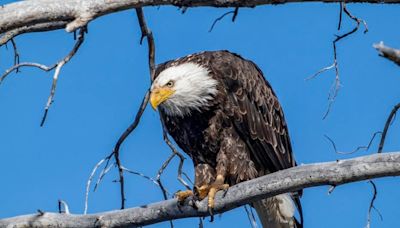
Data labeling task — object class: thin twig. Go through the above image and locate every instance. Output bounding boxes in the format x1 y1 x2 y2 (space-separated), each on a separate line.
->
156 152 177 200
305 63 335 81
198 217 204 228
0 62 56 84
352 103 399 227
40 26 86 126
244 205 258 228
88 7 155 211
378 103 400 153
93 7 158 210
136 8 175 227
84 158 106 214
10 38 20 69
137 10 191 228
309 3 368 119
337 2 343 30
365 180 383 228
1 27 86 126
328 185 336 194
160 115 192 190
343 4 369 34
324 132 382 155
121 166 162 190
111 90 150 209
322 39 341 120
208 9 237 32
232 7 239 22
58 200 70 214
92 151 115 193
136 8 156 81
93 160 114 191
183 171 194 186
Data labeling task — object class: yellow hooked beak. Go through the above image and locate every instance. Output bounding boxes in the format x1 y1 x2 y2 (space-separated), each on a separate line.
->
150 87 175 110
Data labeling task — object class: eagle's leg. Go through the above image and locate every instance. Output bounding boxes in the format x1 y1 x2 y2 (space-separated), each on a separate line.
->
204 174 229 209
197 150 230 210
175 163 215 203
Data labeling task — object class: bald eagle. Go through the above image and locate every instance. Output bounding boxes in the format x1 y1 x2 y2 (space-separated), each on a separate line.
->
150 51 302 228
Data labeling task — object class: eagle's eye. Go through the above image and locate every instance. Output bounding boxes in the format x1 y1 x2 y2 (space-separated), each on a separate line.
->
165 80 174 88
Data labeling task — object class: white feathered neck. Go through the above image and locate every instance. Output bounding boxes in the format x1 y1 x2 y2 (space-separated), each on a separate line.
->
152 62 219 117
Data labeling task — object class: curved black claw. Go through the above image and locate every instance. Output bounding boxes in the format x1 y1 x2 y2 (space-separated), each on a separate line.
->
208 207 214 222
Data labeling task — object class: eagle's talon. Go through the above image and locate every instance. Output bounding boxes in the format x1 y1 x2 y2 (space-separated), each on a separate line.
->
207 183 229 209
195 185 210 200
175 190 194 203
205 181 228 222
208 207 215 222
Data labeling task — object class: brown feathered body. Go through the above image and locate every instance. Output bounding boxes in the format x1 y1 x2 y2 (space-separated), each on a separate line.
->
154 51 302 227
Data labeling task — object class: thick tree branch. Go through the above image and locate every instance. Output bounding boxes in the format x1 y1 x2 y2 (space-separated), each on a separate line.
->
2 152 400 227
0 21 69 46
374 42 400 66
1 0 399 36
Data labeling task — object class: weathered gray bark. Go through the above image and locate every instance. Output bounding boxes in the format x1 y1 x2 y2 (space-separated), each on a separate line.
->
1 152 400 227
374 42 400 66
0 0 400 37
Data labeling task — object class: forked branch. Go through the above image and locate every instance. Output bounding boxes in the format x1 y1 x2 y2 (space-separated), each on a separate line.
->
0 27 86 126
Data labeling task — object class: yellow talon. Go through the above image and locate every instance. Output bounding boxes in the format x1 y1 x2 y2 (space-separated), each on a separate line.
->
195 175 229 209
196 185 210 200
175 190 194 202
207 183 229 209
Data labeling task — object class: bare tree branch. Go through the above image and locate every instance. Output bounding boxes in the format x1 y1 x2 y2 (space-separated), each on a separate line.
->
136 8 156 81
84 157 106 214
0 0 399 36
137 6 192 204
365 180 383 228
110 89 151 209
83 8 160 213
324 132 382 155
378 103 400 153
308 3 367 119
0 62 56 84
2 152 400 227
85 8 158 212
0 27 86 126
10 38 20 67
40 27 86 126
58 200 70 215
374 42 400 66
0 21 69 46
208 8 239 32
244 205 258 228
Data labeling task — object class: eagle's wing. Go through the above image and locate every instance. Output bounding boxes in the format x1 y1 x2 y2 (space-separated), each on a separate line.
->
213 52 296 173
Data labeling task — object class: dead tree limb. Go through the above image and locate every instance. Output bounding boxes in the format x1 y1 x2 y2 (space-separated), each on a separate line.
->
1 0 400 37
2 152 400 227
0 21 69 46
374 42 400 66
307 3 367 119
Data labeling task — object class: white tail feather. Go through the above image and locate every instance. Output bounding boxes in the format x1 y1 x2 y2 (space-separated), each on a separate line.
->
253 194 296 228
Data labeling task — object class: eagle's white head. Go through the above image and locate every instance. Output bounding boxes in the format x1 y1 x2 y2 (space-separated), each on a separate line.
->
150 62 219 117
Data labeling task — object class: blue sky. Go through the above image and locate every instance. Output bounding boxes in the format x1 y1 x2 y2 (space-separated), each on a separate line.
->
0 2 400 227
